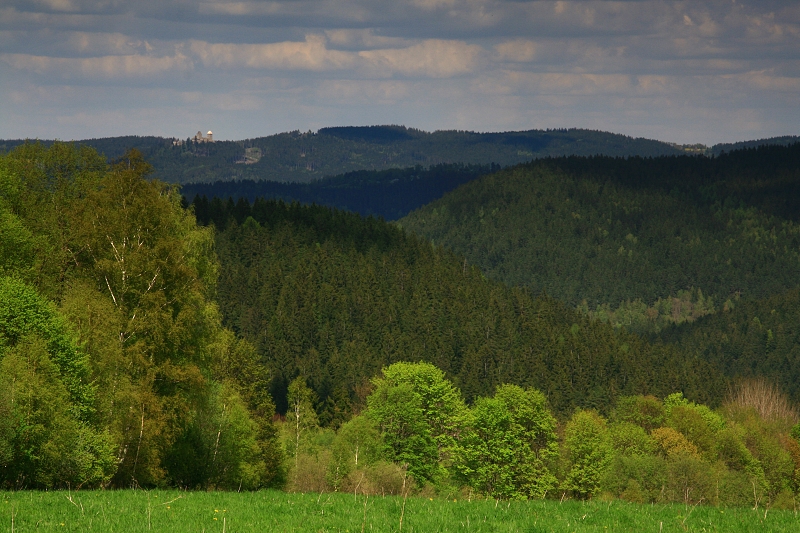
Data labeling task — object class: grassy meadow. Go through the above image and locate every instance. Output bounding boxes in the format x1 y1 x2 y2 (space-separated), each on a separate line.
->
2 490 799 532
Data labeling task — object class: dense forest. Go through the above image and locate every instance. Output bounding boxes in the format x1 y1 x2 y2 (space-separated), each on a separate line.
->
400 144 800 333
1 127 684 184
2 142 800 510
198 197 723 418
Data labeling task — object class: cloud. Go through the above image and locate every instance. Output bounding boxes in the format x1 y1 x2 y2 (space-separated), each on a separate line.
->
324 29 411 50
359 39 482 77
190 35 355 71
198 1 282 17
0 0 798 144
494 39 537 63
1 50 192 78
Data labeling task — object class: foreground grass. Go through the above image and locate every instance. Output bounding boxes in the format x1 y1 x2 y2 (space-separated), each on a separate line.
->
2 490 799 532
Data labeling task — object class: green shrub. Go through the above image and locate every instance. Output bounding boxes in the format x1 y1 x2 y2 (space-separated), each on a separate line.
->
562 410 613 499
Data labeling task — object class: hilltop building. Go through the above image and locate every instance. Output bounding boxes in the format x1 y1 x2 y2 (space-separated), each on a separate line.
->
195 130 214 143
173 130 214 146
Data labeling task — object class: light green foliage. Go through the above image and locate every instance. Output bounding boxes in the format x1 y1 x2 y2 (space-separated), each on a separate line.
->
0 276 94 420
0 336 114 488
613 395 665 432
603 454 667 503
650 427 700 458
665 393 725 430
327 414 386 490
285 376 320 479
378 362 467 459
728 406 796 502
663 453 716 504
609 422 656 457
366 379 438 484
667 405 718 459
366 362 467 485
0 143 277 489
581 288 717 334
0 209 36 281
211 330 285 488
562 410 613 498
456 384 558 499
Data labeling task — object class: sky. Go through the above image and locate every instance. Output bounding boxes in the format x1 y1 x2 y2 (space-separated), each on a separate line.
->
1 1 798 145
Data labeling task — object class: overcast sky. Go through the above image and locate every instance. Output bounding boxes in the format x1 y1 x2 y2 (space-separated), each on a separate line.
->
1 1 798 144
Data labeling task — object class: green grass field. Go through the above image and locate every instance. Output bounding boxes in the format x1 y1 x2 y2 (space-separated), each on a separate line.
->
2 490 798 532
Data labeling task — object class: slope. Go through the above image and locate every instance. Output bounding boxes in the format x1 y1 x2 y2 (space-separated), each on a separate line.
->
200 198 726 420
399 145 800 326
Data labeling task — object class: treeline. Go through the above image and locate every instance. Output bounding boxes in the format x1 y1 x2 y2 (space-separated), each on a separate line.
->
183 163 499 221
400 145 800 324
200 196 725 420
284 361 800 509
0 144 284 489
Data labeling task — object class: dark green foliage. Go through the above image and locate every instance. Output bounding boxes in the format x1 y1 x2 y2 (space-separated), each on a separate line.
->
660 287 800 405
209 199 726 418
709 135 800 156
401 147 800 319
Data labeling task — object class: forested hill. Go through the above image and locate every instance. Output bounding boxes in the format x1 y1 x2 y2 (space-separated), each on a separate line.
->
399 144 800 326
182 140 800 222
709 135 800 156
1 127 683 184
655 287 800 404
198 197 725 419
6 142 800 499
183 163 499 221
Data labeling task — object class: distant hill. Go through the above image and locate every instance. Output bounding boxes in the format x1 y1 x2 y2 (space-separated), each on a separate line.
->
181 163 499 221
0 127 682 184
709 135 800 156
399 144 800 323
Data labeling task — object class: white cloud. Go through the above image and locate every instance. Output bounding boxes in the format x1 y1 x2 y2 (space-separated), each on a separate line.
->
359 39 482 78
189 35 355 71
1 50 192 78
494 39 537 63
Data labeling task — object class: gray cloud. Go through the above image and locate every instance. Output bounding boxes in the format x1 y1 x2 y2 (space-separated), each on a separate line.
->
1 0 798 144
